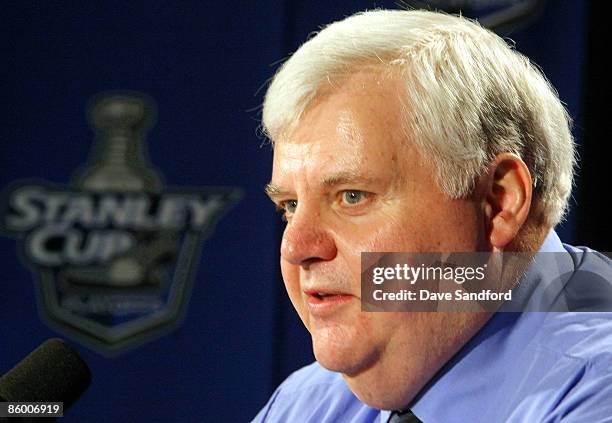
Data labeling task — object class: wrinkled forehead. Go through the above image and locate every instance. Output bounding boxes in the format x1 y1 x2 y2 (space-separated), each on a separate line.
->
275 70 406 146
270 70 415 185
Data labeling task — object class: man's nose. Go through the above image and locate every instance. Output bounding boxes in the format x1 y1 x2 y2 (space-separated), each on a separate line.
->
280 208 337 268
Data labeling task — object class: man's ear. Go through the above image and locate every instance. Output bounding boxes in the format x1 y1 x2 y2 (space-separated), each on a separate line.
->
480 153 533 251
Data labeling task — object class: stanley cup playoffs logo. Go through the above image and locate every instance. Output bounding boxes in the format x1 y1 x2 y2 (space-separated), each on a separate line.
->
0 93 241 355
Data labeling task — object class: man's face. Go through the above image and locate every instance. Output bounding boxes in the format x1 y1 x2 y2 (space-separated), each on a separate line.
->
268 71 490 408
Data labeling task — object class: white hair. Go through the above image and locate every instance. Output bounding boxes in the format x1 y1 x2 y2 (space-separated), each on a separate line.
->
262 9 576 228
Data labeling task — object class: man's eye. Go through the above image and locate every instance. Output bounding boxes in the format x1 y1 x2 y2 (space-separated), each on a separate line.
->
278 200 298 220
285 200 298 213
341 190 366 205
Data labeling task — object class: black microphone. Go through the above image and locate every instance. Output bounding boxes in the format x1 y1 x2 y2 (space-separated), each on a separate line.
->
0 338 91 422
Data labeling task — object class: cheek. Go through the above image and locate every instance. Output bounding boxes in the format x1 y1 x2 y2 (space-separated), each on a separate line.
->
280 260 310 325
364 200 480 253
424 200 480 251
280 260 300 297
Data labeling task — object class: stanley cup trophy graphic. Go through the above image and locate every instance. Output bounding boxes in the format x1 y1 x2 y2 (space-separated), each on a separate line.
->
61 94 177 289
1 91 241 354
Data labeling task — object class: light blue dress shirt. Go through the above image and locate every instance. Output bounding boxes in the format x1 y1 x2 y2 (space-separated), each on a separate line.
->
253 231 612 422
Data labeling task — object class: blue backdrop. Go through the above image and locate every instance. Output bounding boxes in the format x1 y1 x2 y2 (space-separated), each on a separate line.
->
0 1 592 421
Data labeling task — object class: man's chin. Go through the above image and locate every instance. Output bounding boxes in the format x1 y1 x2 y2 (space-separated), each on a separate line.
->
343 372 421 411
312 339 379 377
312 346 354 374
312 339 423 410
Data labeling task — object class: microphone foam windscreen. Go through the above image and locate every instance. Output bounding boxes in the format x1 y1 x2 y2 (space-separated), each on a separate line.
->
0 338 91 409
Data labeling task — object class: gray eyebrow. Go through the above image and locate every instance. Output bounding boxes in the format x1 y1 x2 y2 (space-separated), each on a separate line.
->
264 183 290 201
322 172 379 187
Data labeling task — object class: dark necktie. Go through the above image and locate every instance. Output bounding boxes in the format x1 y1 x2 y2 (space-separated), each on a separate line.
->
387 409 423 423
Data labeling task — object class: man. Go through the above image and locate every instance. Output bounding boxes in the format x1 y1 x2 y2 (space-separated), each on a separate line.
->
254 9 612 423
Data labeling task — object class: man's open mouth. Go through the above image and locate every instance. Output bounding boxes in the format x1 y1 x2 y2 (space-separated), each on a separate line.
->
304 290 353 305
